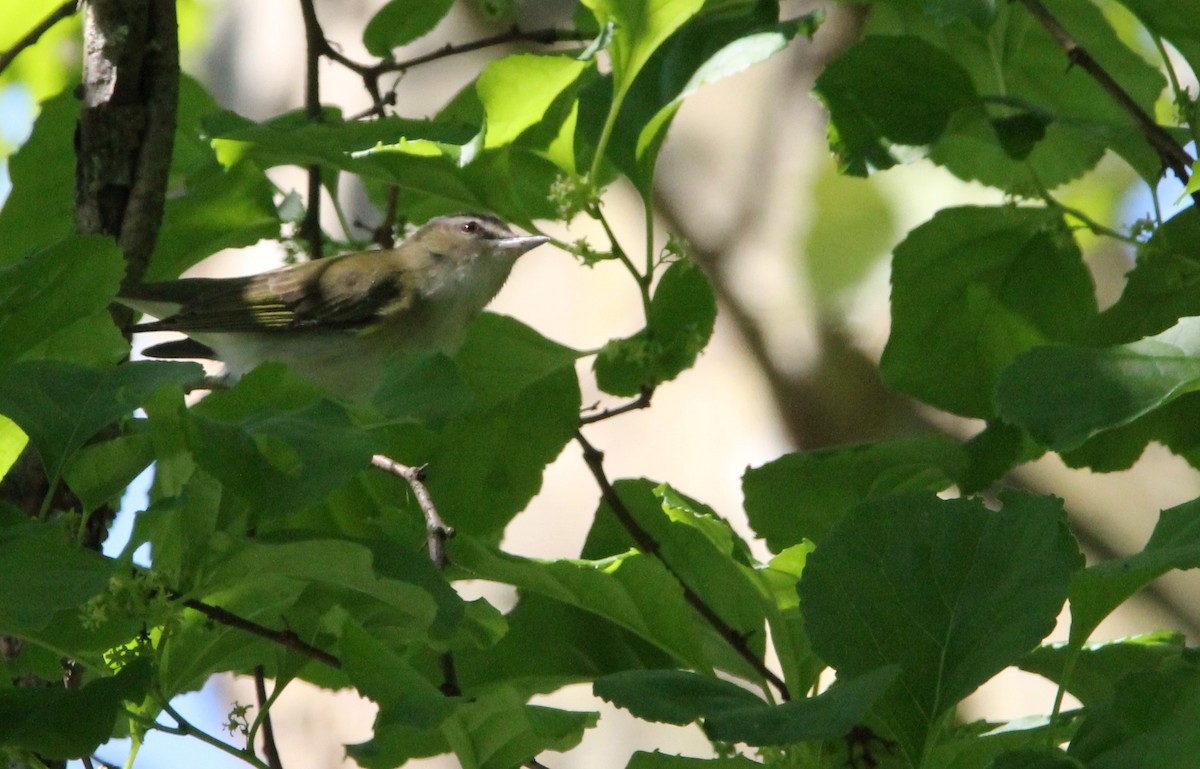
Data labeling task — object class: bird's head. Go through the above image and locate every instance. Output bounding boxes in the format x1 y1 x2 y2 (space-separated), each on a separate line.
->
408 212 548 267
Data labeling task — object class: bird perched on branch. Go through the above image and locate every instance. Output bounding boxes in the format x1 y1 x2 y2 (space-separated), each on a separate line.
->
121 212 549 400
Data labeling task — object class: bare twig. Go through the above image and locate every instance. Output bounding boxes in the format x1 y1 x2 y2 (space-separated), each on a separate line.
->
580 386 655 425
369 455 460 697
1013 0 1199 206
371 455 453 569
312 24 587 118
0 0 77 78
297 0 325 258
573 431 791 701
384 26 585 72
181 597 342 669
254 666 284 769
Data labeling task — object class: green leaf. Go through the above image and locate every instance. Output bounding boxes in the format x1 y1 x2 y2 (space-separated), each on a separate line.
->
146 160 280 281
959 420 1044 494
743 436 964 551
580 0 705 109
1068 665 1200 768
866 0 1168 187
594 669 763 725
0 660 151 760
607 13 817 195
595 258 716 396
988 748 1081 769
20 312 128 368
1113 1 1200 81
0 521 116 633
0 90 77 260
353 686 597 769
450 536 711 672
1086 208 1200 345
996 319 1200 452
1021 632 1186 707
63 432 156 513
207 109 485 212
815 35 978 175
881 206 1095 418
1067 499 1200 646
159 571 323 694
371 351 472 426
0 236 126 368
199 538 439 634
454 593 675 696
0 414 27 480
627 752 763 769
447 689 597 769
186 365 380 520
576 478 769 681
419 314 580 539
595 667 897 745
341 619 454 729
799 492 1082 763
0 360 202 482
363 0 455 57
477 54 590 150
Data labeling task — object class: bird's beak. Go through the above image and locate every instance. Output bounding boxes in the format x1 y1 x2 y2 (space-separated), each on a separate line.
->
495 234 550 255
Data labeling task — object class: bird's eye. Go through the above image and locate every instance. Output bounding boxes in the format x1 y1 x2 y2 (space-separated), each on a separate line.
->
461 220 479 234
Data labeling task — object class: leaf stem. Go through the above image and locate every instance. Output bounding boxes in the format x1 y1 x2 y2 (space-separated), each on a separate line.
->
595 206 652 317
1034 181 1138 244
1047 644 1081 744
1152 34 1200 150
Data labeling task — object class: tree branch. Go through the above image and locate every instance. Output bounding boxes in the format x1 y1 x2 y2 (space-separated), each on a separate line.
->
1013 0 1199 206
573 431 791 701
0 0 78 78
180 597 342 670
253 666 284 769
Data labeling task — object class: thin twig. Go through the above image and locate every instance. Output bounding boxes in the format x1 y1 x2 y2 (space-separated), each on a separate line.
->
580 386 655 425
312 25 586 118
298 0 325 258
181 597 342 669
371 455 453 569
159 700 273 769
369 455 460 697
0 0 77 77
573 431 791 701
1013 0 1199 206
254 666 284 769
383 27 585 72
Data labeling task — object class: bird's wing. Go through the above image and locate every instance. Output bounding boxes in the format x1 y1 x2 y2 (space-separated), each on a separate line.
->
128 253 412 334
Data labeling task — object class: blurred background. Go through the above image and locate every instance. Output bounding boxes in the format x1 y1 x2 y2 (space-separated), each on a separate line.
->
3 1 1199 767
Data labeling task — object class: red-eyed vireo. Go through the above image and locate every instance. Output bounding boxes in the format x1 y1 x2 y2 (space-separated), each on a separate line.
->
122 213 549 399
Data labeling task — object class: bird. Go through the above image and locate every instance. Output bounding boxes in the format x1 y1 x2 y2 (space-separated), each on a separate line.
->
121 212 549 400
